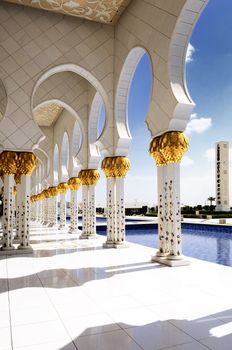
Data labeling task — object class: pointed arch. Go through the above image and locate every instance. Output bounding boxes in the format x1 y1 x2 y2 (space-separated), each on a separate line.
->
115 47 153 155
61 132 69 182
53 144 59 186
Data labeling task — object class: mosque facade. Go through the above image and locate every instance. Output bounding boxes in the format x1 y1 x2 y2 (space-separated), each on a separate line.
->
0 0 207 265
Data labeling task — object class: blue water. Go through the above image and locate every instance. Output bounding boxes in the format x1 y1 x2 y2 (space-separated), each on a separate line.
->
97 224 232 267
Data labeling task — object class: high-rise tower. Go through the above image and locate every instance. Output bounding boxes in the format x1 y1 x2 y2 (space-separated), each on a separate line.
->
215 141 230 211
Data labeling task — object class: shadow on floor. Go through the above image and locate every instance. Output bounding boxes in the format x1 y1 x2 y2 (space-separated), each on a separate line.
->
0 260 164 291
58 309 232 350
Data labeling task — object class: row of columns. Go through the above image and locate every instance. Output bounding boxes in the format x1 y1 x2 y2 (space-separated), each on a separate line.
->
0 131 189 265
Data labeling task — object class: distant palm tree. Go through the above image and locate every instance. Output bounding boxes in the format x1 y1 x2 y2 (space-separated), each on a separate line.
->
207 196 215 206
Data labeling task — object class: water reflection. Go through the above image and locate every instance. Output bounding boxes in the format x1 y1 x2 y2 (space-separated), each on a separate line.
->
217 237 231 266
97 225 232 268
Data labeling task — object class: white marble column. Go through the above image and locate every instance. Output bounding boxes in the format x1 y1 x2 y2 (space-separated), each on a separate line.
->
1 175 15 251
105 178 116 244
89 185 96 236
38 200 42 222
79 170 99 239
115 178 126 244
15 183 22 241
154 166 169 257
59 193 66 229
81 185 88 237
50 196 58 226
102 157 130 248
47 197 52 226
18 175 32 251
166 163 182 259
43 198 48 225
149 131 189 267
69 190 79 233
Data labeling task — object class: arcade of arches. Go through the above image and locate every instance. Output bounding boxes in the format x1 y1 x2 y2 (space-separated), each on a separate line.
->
0 0 207 266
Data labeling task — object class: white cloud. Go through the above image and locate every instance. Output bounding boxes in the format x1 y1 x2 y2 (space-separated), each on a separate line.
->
181 155 194 166
186 43 195 63
204 148 215 162
185 113 212 134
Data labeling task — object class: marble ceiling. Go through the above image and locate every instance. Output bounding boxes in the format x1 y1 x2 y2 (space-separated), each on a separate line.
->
2 0 131 24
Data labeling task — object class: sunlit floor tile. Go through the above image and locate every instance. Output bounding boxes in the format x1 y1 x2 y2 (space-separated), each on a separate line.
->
14 340 77 350
0 327 12 349
10 303 59 326
12 320 71 348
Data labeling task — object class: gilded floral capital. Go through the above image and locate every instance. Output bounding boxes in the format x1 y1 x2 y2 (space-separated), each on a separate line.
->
57 182 69 194
149 131 189 166
101 156 130 178
79 169 100 186
0 151 18 175
17 152 37 176
47 186 59 197
43 189 50 199
68 177 82 191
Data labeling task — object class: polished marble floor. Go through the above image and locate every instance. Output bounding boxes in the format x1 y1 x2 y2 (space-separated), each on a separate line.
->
0 222 232 349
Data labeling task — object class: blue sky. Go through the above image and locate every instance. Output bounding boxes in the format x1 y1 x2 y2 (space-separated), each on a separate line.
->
96 0 232 207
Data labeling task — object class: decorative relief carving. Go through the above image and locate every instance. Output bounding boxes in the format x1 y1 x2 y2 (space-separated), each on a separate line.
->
150 131 189 166
34 104 63 127
79 169 100 186
101 156 130 178
3 0 131 24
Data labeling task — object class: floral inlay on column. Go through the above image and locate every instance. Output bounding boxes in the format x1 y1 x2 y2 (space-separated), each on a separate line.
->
57 182 69 230
149 131 189 262
0 151 18 251
101 156 130 248
79 170 100 239
67 177 81 233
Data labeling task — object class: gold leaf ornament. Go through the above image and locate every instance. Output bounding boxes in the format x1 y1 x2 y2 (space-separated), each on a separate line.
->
101 156 130 178
57 182 69 194
68 177 82 191
149 131 189 166
79 169 100 186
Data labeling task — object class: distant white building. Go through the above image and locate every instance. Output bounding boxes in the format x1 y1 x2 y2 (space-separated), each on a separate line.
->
215 141 230 211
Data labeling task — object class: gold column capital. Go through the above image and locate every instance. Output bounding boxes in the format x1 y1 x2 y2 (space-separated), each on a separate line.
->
149 131 189 166
17 152 37 176
79 169 100 186
101 156 130 178
68 177 82 191
47 186 59 197
57 182 69 194
0 151 18 175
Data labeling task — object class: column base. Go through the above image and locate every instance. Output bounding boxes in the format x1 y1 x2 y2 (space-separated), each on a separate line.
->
151 255 190 267
79 233 98 239
103 241 129 249
68 228 81 234
0 246 33 255
156 251 170 258
58 225 66 230
0 245 15 251
17 244 33 253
